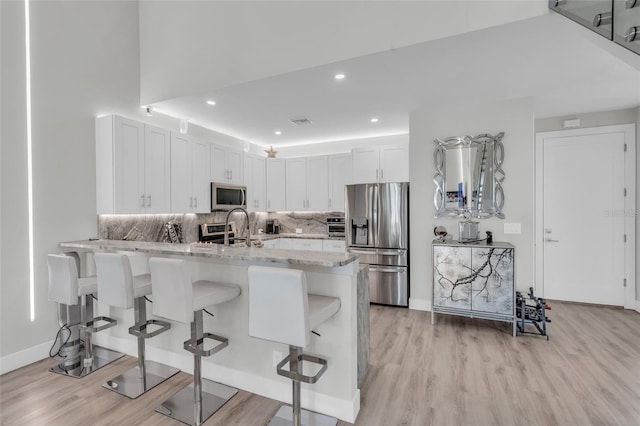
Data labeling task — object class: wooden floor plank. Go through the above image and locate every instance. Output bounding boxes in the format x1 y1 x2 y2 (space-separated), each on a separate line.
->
1 301 639 425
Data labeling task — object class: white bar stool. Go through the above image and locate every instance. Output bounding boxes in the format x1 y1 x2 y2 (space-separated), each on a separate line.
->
94 253 180 398
248 265 341 426
47 254 124 378
149 257 241 426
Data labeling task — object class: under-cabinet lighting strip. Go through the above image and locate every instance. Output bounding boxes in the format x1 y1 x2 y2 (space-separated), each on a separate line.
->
25 0 35 322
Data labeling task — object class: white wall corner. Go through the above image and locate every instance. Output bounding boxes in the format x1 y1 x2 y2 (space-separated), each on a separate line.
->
409 298 431 311
0 340 54 375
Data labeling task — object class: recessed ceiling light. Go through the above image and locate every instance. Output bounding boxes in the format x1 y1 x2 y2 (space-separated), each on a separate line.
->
370 117 379 123
334 73 345 80
275 131 282 135
206 100 216 106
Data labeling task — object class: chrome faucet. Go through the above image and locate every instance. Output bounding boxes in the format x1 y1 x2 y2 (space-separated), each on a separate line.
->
224 207 251 246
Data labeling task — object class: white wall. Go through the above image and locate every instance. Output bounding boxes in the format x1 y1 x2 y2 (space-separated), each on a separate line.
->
138 1 548 105
0 1 142 363
1 0 30 360
409 97 534 307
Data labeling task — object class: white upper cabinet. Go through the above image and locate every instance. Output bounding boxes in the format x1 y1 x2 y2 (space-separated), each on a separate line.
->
170 134 210 213
211 143 243 185
96 115 170 214
351 144 409 184
286 156 328 211
328 153 352 212
266 158 286 211
285 158 307 211
244 153 266 212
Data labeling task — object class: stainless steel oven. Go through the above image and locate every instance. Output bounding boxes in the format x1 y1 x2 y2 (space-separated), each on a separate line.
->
211 183 246 211
326 217 345 237
198 222 236 244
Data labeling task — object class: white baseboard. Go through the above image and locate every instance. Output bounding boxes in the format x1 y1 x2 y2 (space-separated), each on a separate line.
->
92 334 360 422
0 340 54 375
409 298 431 311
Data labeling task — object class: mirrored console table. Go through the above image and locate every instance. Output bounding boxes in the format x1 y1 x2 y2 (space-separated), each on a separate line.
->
431 240 516 336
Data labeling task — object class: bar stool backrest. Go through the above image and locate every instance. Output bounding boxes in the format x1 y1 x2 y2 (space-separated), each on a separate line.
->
149 257 194 324
95 253 135 310
47 254 79 306
248 266 310 348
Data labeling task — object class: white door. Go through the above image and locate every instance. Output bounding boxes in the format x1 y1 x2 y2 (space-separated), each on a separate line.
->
226 148 243 184
306 156 329 211
191 140 210 213
539 129 627 305
170 134 191 213
114 116 144 213
328 153 352 212
286 158 307 211
352 147 380 184
380 144 409 182
266 158 286 211
210 144 227 183
144 125 171 213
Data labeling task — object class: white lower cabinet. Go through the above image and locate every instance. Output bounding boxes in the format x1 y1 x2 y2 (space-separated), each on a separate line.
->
262 238 344 252
322 240 346 252
262 239 279 249
292 239 323 251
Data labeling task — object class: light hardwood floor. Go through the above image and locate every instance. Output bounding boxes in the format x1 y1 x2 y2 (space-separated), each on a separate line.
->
1 301 639 425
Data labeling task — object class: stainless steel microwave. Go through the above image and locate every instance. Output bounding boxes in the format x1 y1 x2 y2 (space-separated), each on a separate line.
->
211 182 247 211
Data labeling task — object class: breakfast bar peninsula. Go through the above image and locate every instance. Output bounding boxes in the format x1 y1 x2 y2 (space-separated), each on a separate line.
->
59 239 367 423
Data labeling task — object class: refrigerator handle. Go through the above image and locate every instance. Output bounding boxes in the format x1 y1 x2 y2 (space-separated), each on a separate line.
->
372 183 378 248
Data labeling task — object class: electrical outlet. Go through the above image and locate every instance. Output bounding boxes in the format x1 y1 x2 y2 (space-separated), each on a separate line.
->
295 228 302 234
273 351 283 367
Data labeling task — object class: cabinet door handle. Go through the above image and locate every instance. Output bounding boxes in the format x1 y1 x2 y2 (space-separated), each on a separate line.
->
194 196 198 208
268 200 270 209
140 195 145 207
380 169 384 180
376 169 379 180
189 196 193 208
147 195 151 207
230 170 233 181
545 238 559 243
329 199 332 209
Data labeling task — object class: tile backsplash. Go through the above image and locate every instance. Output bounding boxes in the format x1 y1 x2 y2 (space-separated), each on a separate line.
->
98 211 343 243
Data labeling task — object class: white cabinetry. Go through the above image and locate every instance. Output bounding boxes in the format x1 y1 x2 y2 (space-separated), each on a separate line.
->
244 154 266 212
285 156 328 211
352 144 409 184
432 242 516 334
266 158 286 211
262 238 280 249
96 115 171 214
322 240 346 252
328 153 352 212
292 239 324 251
170 134 210 213
211 144 243 184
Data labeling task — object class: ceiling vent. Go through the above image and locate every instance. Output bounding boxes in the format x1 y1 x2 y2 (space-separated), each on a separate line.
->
289 117 313 126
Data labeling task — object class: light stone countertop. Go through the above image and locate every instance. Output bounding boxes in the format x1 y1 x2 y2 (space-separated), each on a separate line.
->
60 239 356 268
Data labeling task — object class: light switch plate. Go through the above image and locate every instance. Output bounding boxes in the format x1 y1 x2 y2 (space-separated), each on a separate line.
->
504 223 521 234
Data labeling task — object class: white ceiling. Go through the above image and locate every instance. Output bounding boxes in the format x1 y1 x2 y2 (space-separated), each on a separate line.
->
153 13 640 148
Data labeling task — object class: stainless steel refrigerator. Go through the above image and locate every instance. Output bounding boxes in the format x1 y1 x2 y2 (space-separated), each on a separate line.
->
346 182 409 307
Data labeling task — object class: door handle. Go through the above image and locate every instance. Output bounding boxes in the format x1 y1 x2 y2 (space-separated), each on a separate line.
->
545 238 559 243
194 196 197 208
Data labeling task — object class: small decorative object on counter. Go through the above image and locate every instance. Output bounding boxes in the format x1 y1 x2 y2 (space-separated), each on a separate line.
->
486 231 493 244
515 287 551 340
433 225 448 242
458 219 479 242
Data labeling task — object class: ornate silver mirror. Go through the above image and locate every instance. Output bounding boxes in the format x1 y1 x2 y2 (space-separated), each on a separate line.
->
433 132 505 218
